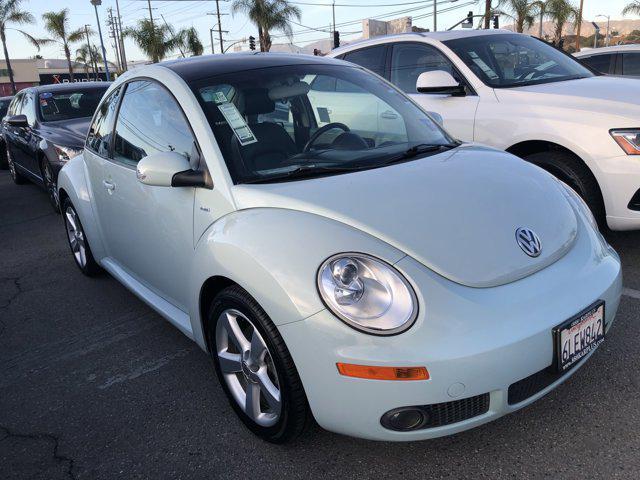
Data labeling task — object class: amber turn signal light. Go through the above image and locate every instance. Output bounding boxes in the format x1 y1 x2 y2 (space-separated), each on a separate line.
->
336 363 429 381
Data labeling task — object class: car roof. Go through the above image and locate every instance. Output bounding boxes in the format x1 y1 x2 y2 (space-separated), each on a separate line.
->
574 44 640 57
162 52 351 83
29 82 111 94
330 29 516 55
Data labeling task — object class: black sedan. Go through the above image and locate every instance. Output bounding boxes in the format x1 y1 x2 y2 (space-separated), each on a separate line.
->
2 83 110 211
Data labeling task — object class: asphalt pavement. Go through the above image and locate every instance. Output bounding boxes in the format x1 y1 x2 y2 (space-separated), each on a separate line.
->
1 170 639 479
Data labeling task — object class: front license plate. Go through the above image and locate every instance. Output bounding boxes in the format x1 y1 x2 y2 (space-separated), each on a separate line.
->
554 302 605 372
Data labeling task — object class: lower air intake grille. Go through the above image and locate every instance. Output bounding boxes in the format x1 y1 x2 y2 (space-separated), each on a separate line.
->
508 366 563 405
628 189 640 211
422 393 490 428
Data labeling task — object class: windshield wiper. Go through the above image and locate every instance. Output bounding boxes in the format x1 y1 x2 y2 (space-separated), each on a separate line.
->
243 163 362 184
381 143 458 166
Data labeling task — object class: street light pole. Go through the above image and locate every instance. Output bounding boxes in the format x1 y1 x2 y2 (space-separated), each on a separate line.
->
596 15 611 47
90 0 110 81
433 0 437 32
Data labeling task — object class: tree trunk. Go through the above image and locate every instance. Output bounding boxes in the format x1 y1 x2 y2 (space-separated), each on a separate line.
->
65 44 74 81
258 25 265 52
1 29 16 95
84 64 90 81
484 0 491 29
517 18 524 33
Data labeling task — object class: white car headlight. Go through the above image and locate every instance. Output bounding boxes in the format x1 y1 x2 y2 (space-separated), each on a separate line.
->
317 253 418 335
53 144 83 162
610 129 640 155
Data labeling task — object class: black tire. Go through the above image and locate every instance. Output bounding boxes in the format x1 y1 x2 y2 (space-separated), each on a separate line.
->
41 158 60 213
7 146 26 184
207 285 310 443
524 151 607 230
61 197 101 276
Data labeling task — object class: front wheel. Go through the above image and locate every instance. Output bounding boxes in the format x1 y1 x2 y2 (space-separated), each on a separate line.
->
207 285 310 443
42 159 60 213
524 151 607 230
62 198 100 276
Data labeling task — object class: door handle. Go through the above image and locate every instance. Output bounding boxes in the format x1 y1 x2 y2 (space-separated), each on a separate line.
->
103 180 115 191
380 110 398 120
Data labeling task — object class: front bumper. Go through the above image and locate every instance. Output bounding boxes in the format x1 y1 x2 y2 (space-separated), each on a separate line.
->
594 153 640 230
279 220 622 441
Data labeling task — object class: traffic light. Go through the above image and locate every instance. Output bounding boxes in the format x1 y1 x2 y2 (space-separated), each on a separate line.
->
333 31 340 49
466 11 473 26
493 15 499 29
249 36 256 51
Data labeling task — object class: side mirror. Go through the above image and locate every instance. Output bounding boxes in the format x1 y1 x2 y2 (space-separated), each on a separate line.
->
136 151 211 188
7 114 28 127
416 71 466 96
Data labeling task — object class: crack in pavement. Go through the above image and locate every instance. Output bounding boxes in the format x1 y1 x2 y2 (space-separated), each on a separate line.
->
0 425 77 480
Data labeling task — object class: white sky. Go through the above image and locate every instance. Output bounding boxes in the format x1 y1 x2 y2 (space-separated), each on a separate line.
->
12 0 640 62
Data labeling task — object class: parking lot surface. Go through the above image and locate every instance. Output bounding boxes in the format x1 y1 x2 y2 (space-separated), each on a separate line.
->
1 170 639 479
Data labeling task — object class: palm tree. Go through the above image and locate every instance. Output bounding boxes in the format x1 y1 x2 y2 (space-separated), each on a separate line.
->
42 9 89 82
75 44 102 80
0 0 42 94
231 0 301 52
124 18 177 63
500 0 539 33
177 27 204 56
623 1 640 16
545 0 579 45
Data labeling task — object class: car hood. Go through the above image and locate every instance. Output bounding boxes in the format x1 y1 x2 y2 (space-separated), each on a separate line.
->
39 117 91 147
232 145 578 288
494 76 640 121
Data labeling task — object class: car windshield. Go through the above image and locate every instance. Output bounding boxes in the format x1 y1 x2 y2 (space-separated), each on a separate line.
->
443 34 594 88
38 86 108 122
190 64 456 184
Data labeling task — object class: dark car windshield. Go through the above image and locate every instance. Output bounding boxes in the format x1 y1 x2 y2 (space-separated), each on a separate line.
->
443 34 593 88
190 64 456 184
38 86 108 122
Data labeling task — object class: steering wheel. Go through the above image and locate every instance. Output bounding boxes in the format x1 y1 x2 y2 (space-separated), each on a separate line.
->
303 122 350 152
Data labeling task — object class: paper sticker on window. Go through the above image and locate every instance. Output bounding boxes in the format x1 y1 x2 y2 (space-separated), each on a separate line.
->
218 102 257 146
472 58 499 80
214 91 227 104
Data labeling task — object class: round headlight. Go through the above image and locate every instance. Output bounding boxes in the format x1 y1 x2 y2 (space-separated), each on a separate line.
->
317 253 418 335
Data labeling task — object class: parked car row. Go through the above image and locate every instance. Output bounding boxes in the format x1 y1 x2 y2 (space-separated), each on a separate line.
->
574 44 640 78
0 30 634 444
1 82 110 210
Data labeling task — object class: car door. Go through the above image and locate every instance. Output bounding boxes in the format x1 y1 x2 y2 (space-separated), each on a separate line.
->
19 91 41 176
388 42 478 141
95 80 198 311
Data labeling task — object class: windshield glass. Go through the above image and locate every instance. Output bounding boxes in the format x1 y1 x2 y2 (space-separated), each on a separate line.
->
38 86 108 122
443 34 593 88
191 64 455 184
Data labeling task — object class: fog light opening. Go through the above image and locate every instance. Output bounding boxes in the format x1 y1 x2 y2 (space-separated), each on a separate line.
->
381 408 428 431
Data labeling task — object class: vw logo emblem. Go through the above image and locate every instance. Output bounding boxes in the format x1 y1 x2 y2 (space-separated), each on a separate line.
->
515 227 542 258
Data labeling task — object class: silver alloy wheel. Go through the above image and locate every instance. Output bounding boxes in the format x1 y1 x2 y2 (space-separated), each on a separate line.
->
43 161 59 208
216 308 282 427
64 205 87 268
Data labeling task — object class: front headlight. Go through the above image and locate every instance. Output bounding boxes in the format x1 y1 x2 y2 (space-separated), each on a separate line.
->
610 129 640 155
53 144 83 162
317 253 418 335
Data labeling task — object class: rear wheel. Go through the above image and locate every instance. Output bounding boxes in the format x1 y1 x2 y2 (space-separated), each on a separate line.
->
7 147 25 184
207 285 310 443
62 197 100 276
41 158 60 213
524 151 607 230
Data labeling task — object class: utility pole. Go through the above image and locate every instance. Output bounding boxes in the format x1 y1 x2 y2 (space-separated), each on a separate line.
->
147 0 159 62
433 0 437 32
90 0 110 81
484 0 491 29
210 28 215 54
575 0 584 51
215 0 224 54
115 0 127 71
332 0 336 34
107 8 122 71
161 14 184 57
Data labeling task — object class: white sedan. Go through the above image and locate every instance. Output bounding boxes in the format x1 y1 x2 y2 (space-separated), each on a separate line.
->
57 53 622 443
